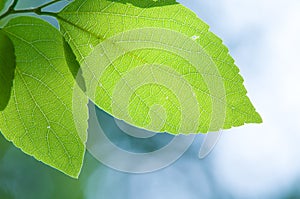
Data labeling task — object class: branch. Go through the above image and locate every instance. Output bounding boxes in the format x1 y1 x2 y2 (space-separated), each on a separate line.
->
0 0 64 21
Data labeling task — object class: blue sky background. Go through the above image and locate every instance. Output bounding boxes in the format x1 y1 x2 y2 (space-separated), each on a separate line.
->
181 0 300 198
1 0 300 198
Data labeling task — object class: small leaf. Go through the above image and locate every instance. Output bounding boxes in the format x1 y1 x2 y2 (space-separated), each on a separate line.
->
0 0 10 16
0 29 15 110
0 1 6 14
58 0 262 134
0 16 88 178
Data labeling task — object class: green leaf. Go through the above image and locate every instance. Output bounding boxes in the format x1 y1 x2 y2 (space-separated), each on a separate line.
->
58 0 262 134
0 0 9 15
0 16 88 178
0 1 6 13
0 29 15 110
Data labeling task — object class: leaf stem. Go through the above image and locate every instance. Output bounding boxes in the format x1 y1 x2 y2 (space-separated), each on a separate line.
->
0 0 18 20
39 0 62 10
9 0 18 10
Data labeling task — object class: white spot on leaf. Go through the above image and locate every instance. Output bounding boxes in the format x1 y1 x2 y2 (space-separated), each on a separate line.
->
191 35 200 41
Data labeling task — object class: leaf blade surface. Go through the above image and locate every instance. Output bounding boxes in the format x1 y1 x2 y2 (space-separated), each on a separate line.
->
0 16 88 178
58 0 262 134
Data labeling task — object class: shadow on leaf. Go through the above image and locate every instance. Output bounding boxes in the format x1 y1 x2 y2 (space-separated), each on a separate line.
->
0 30 16 111
63 39 87 92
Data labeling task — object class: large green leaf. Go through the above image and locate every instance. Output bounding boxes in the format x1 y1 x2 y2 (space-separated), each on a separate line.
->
0 16 88 178
58 0 262 134
0 29 15 110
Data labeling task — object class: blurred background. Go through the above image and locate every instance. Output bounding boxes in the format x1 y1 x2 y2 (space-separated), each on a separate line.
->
1 0 300 198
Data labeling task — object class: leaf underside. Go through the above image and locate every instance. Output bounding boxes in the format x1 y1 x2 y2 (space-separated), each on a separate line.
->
59 0 262 134
0 0 262 178
0 17 88 178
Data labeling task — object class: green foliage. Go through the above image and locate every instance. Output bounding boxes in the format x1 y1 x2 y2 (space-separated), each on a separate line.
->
59 0 262 134
0 17 87 178
0 0 8 14
0 0 262 177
